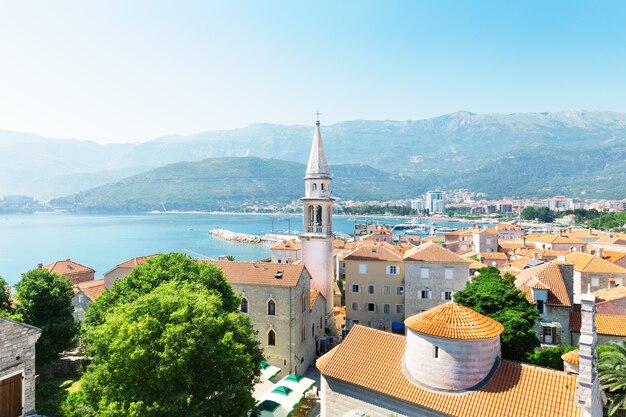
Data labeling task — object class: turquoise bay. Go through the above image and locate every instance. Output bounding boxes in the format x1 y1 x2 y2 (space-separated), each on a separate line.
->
0 213 476 285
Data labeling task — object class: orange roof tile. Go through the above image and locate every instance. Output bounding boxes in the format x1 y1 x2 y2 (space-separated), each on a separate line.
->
514 262 572 307
480 252 508 260
310 290 319 310
204 260 304 287
271 240 302 251
565 252 626 274
404 302 504 340
76 279 106 301
421 236 446 244
594 285 626 303
570 312 626 337
117 255 157 268
602 250 626 264
533 235 585 245
45 259 95 276
317 325 580 417
403 241 470 264
344 242 403 262
561 349 579 365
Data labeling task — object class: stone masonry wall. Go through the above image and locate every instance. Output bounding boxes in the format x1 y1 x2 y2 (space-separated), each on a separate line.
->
0 319 40 416
321 376 444 417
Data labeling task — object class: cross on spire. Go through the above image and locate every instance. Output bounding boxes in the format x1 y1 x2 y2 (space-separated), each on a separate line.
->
315 108 321 126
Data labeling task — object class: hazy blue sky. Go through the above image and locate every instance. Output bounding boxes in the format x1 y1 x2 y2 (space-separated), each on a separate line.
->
1 1 625 143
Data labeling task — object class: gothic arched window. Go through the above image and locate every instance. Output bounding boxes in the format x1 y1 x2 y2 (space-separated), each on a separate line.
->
267 299 276 316
308 206 314 226
301 293 306 313
268 330 276 346
241 297 248 314
312 183 317 191
316 205 322 226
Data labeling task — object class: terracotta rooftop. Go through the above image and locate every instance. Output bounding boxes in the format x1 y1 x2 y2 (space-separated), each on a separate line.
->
514 262 572 307
403 241 470 264
480 252 508 260
204 260 304 287
310 290 319 310
594 285 626 303
533 235 585 245
565 252 626 274
594 235 626 245
317 325 580 417
496 224 524 232
44 259 95 276
116 255 157 269
602 250 626 264
420 236 446 244
344 242 403 262
570 312 626 337
75 279 106 301
561 349 580 365
404 302 504 340
271 240 302 251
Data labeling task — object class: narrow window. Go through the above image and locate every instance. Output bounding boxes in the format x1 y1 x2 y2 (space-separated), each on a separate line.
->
312 323 315 338
351 301 359 311
383 285 391 295
241 298 248 313
268 330 276 346
368 284 375 294
301 293 306 313
267 300 276 316
383 304 390 314
396 286 404 296
434 345 439 358
321 183 325 191
312 183 317 191
536 300 545 314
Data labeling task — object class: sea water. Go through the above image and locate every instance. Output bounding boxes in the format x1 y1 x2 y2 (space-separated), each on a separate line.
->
0 213 480 284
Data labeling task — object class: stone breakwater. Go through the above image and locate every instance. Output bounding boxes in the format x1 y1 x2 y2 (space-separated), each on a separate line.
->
209 229 291 244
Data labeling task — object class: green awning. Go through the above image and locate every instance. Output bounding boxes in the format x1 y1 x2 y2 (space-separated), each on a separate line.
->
257 400 281 412
271 386 293 396
284 373 304 382
260 362 270 370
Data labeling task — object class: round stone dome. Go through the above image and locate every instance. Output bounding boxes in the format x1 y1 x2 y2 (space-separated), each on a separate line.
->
561 349 580 374
403 302 504 392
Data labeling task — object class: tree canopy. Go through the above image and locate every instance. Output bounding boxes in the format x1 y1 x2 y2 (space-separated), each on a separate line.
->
521 206 554 223
599 342 626 416
13 268 79 368
526 345 576 371
454 266 540 361
85 252 240 327
77 281 262 417
0 275 12 316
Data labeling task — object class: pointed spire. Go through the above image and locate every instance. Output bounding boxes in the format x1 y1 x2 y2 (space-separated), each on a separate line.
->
306 116 330 179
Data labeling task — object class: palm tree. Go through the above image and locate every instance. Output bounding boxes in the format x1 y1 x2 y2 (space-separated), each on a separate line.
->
599 342 626 416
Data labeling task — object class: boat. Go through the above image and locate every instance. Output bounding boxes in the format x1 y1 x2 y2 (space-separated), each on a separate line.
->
404 229 421 236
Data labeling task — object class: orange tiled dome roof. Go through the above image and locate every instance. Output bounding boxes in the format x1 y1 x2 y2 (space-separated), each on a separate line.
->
561 349 579 365
404 302 504 340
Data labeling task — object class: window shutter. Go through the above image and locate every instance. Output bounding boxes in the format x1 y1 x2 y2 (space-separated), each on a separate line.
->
428 291 432 300
553 326 560 345
386 265 390 274
441 291 445 300
541 328 545 344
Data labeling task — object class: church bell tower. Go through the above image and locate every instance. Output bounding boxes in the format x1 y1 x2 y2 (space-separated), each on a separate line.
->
301 116 334 311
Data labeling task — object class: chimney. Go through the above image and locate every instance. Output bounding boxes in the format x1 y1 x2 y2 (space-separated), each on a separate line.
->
596 248 604 258
218 255 227 261
575 293 604 417
522 235 526 247
66 258 71 262
532 252 539 260
37 263 43 269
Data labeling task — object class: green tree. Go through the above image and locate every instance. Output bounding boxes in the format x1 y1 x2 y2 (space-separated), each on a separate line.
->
13 268 79 369
0 276 12 316
521 206 537 221
85 253 240 326
599 342 626 416
454 266 540 361
526 345 576 371
78 281 262 417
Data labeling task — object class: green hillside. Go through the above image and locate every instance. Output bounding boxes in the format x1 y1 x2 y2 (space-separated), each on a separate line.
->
52 157 420 212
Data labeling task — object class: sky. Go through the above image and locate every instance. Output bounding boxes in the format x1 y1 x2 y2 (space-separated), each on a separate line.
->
1 1 626 143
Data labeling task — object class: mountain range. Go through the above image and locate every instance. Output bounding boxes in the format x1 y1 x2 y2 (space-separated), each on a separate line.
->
3 109 626 207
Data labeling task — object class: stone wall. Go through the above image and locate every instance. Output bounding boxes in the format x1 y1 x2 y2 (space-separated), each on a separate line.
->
321 376 443 417
0 318 41 416
231 269 317 376
403 331 500 391
538 305 572 346
404 261 470 316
